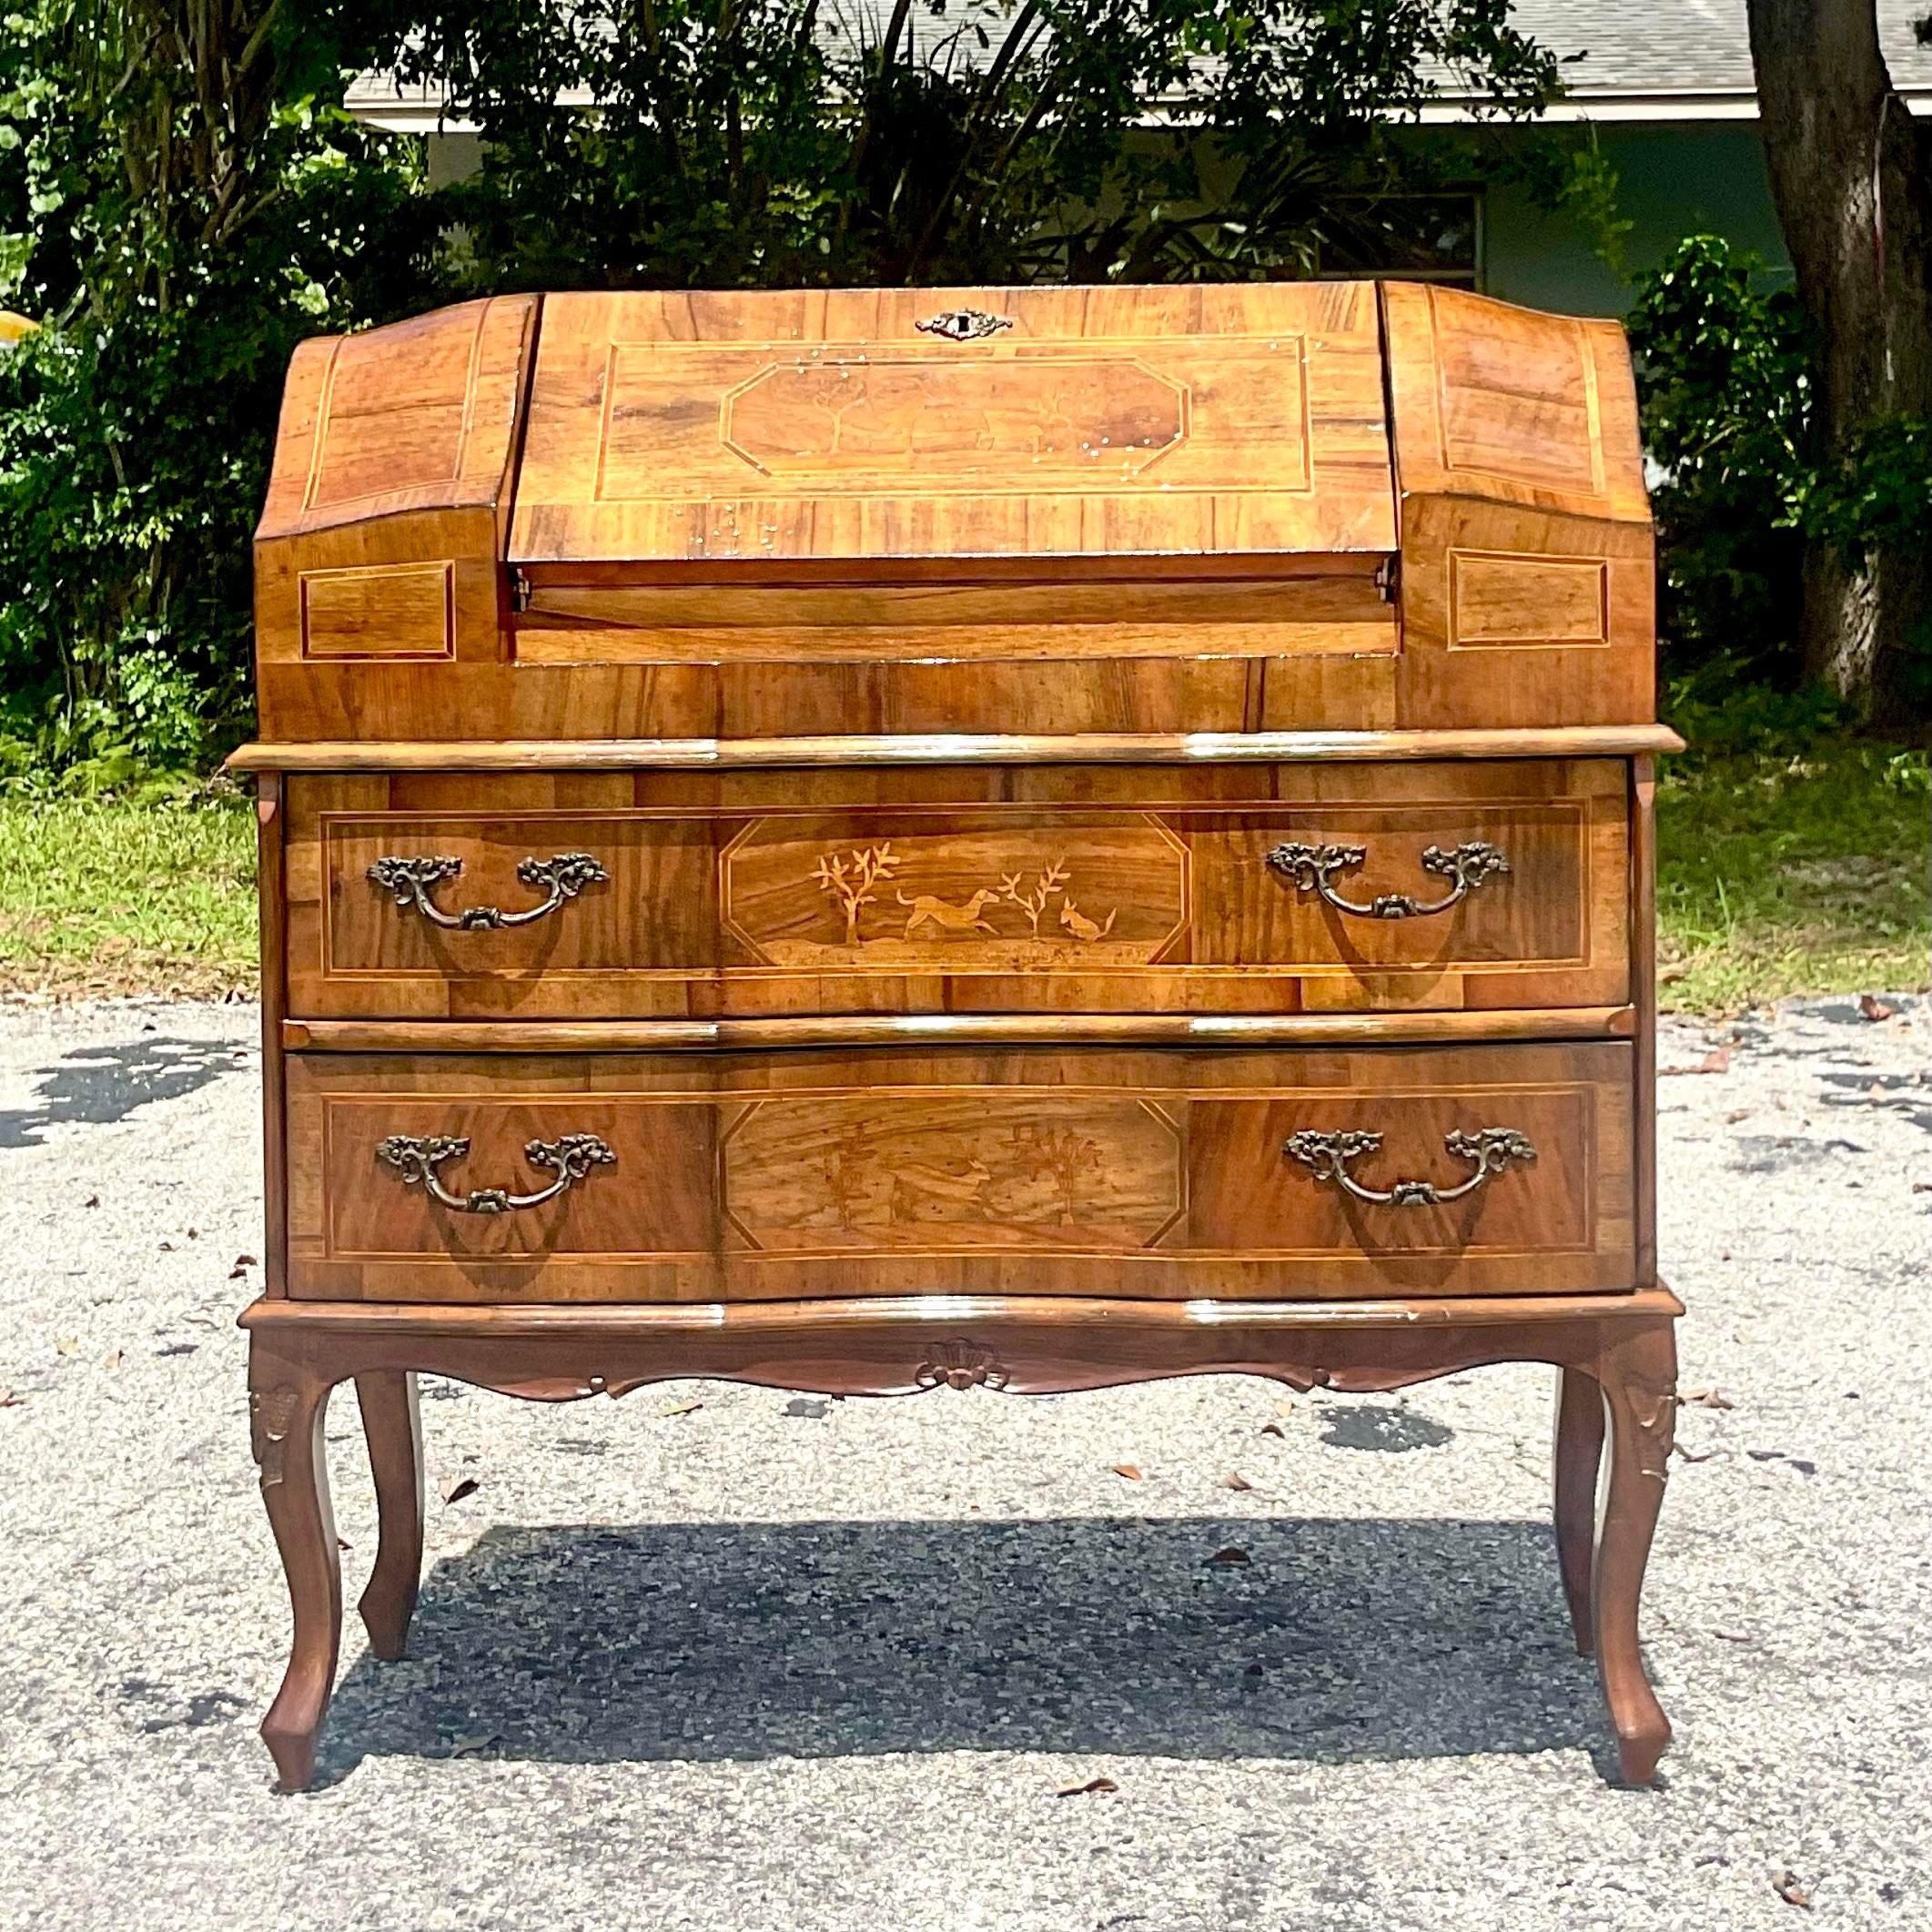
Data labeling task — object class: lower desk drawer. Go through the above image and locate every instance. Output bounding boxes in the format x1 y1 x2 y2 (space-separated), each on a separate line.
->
284 1043 1634 1302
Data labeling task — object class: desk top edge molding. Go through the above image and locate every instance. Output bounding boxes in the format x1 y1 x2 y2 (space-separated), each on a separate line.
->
228 725 1684 773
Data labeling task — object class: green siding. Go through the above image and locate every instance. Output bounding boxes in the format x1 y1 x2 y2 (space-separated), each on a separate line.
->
1482 122 1792 317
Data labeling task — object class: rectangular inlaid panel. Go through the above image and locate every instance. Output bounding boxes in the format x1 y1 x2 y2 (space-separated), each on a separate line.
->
282 762 1630 1019
283 1042 1635 1301
298 561 457 660
510 284 1397 569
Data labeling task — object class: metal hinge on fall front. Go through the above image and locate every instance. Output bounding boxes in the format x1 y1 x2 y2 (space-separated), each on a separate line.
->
1374 556 1399 604
508 567 533 613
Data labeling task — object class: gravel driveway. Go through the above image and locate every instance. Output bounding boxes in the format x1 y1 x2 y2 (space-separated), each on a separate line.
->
1 996 1927 1932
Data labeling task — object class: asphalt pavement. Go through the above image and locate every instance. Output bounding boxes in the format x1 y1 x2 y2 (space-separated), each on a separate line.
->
0 996 1927 1932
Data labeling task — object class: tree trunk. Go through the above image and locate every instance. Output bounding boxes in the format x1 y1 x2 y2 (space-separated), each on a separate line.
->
1747 0 1932 729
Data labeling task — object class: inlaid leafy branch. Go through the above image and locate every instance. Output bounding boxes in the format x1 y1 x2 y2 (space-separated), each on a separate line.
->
1010 1122 1105 1224
814 841 899 946
998 857 1070 936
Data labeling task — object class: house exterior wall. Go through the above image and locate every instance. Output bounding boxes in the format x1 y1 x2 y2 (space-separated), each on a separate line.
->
1481 122 1792 316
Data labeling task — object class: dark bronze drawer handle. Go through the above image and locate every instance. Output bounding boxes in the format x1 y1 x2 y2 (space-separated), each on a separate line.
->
375 1133 617 1214
367 853 608 931
1283 1127 1536 1207
1265 840 1508 919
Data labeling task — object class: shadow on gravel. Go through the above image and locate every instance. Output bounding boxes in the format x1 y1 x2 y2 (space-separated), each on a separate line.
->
0 1036 245 1148
315 1516 1603 1787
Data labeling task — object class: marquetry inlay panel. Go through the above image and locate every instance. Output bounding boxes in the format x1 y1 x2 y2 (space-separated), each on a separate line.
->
720 1092 1187 1253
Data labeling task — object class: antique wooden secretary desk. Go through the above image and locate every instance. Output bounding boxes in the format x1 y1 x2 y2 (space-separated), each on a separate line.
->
230 282 1683 1791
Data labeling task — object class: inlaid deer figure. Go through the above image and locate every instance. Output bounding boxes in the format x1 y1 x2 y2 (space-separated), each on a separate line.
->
1057 898 1118 943
897 886 1000 936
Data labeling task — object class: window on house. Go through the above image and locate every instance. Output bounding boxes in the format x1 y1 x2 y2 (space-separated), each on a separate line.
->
1314 193 1483 288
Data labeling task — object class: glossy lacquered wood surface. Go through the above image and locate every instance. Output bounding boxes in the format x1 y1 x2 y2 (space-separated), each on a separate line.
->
282 1041 1634 1303
510 283 1397 571
248 281 1659 742
283 1007 1636 1053
283 760 1630 1020
228 726 1684 772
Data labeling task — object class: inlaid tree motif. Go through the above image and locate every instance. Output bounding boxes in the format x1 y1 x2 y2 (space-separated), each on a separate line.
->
998 857 1071 936
814 841 899 946
1010 1122 1105 1224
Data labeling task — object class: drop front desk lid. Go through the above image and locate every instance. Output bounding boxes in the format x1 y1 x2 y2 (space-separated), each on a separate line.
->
250 281 1656 744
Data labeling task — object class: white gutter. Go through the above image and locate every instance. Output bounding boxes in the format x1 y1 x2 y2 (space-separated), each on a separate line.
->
342 79 1932 136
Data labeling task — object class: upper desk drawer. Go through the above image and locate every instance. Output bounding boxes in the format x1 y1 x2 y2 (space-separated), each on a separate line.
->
282 761 1630 1020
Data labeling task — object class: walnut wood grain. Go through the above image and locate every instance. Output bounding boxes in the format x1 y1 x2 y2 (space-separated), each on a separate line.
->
281 1042 1634 1302
282 760 1630 1020
257 774 290 1298
249 283 1661 741
510 284 1397 572
229 726 1684 771
282 1006 1637 1053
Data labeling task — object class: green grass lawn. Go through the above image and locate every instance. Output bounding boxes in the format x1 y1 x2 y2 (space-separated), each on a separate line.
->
0 749 1925 1010
1656 741 1929 1012
0 791 257 997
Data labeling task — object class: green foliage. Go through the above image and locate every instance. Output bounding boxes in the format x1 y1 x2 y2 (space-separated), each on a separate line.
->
0 2 440 779
0 0 1567 784
1626 235 1814 681
392 0 1557 291
1630 234 1932 707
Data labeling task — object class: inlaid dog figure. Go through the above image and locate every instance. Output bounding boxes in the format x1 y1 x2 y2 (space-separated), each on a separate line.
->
898 887 999 936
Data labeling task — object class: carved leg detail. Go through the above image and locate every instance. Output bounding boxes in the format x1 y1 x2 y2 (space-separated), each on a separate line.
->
251 1344 342 1793
354 1371 425 1663
1554 1366 1606 1655
1590 1320 1677 1784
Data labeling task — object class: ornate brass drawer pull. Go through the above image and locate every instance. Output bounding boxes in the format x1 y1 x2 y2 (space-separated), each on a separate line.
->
367 853 608 930
1265 840 1508 919
375 1133 617 1214
1283 1127 1536 1207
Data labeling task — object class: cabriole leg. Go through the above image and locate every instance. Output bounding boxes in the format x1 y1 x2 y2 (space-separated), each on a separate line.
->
1553 1365 1606 1654
1590 1320 1677 1784
249 1341 342 1793
354 1370 425 1663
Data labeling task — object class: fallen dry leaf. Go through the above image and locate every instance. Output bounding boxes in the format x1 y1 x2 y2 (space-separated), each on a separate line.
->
443 1476 480 1505
1913 1181 1932 1194
450 1732 501 1758
1055 1775 1118 1797
1773 1870 1814 1909
1662 1044 1733 1077
1221 1471 1254 1492
1711 1629 1758 1644
1725 1108 1752 1124
55 1336 79 1358
1110 1463 1143 1482
1259 1421 1287 1440
1857 995 1897 1023
1672 1445 1718 1463
83 1194 99 1209
1207 1546 1251 1565
0 1389 21 1408
102 1350 123 1371
1683 1388 1735 1411
659 1398 704 1418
